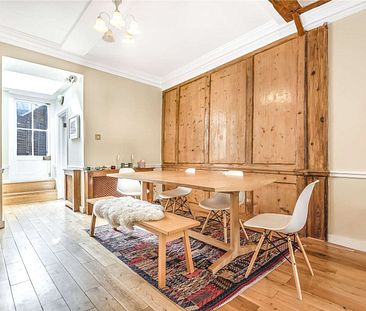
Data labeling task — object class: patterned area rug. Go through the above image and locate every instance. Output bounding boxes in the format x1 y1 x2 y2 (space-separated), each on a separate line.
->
91 219 289 311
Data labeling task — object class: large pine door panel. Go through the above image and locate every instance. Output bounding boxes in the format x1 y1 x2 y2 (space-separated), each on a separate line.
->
209 61 247 164
252 38 305 167
162 89 178 163
178 77 208 163
253 174 298 215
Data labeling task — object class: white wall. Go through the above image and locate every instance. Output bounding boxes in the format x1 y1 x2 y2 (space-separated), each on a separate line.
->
52 77 84 198
328 9 366 251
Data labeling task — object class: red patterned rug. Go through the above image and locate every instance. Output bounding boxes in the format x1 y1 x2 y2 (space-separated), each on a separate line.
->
91 219 289 311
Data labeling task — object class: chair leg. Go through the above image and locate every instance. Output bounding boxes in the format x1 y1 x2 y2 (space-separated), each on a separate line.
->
239 219 250 240
183 231 194 274
288 236 302 300
245 231 266 278
264 231 273 261
295 233 314 276
222 211 228 244
172 199 176 214
201 211 211 234
164 199 170 211
90 214 96 237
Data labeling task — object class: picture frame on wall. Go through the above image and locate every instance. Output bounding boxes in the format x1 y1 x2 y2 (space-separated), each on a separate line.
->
69 115 80 139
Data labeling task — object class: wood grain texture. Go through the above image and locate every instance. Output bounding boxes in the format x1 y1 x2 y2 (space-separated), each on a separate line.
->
306 25 328 172
306 176 327 240
161 26 328 239
178 77 208 163
268 0 301 22
2 201 366 310
3 180 57 206
209 61 247 164
253 174 298 215
162 89 178 164
253 38 301 166
64 169 81 212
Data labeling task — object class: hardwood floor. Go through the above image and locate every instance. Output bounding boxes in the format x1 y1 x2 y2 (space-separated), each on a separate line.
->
1 200 366 311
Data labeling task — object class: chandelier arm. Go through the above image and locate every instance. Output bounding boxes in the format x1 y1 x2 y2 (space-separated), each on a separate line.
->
98 11 112 24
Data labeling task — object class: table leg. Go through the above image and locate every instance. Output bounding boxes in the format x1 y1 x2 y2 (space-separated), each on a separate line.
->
147 182 154 202
208 192 255 274
158 234 166 288
141 181 148 201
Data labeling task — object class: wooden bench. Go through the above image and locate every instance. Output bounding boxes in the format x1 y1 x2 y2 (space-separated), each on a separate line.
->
88 196 200 288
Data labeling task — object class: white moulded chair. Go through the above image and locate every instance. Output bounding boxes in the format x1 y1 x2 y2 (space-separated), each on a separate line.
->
243 180 319 300
159 168 195 218
198 170 248 243
117 168 145 198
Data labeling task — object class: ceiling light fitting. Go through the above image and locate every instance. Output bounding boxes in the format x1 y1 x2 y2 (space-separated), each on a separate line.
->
94 0 140 43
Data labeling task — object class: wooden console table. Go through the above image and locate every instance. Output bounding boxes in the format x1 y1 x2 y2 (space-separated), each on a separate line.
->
84 167 155 215
64 168 82 212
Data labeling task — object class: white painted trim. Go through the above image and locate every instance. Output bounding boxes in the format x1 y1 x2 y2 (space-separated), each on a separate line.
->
161 0 366 89
329 171 366 179
0 25 162 88
0 0 365 90
328 234 366 252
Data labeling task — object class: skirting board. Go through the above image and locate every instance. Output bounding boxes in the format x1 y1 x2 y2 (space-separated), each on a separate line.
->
328 234 366 252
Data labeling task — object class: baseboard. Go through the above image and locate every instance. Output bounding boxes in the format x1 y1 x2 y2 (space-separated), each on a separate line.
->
328 234 366 252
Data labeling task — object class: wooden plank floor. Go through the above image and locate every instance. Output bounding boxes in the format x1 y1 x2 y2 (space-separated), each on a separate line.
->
1 200 366 311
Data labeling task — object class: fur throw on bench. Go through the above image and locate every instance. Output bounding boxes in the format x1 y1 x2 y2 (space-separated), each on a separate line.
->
93 196 165 230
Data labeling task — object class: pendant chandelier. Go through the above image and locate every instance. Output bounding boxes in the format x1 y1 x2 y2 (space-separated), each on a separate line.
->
94 0 140 43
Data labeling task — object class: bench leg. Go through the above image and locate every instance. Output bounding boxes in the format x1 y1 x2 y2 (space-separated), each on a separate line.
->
90 214 96 237
158 235 166 288
183 231 194 274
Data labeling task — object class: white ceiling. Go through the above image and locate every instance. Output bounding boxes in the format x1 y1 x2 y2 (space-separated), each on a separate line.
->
3 57 81 95
0 0 365 89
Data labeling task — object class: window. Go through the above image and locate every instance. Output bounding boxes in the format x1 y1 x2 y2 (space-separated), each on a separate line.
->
16 101 48 156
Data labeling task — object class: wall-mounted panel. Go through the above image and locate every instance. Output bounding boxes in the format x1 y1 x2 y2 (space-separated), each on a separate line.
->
178 77 208 163
209 61 247 163
252 174 298 215
162 89 178 163
252 38 303 165
162 26 328 240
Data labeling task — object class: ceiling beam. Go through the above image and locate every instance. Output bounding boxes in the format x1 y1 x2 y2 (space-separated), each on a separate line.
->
268 0 331 36
298 0 331 14
268 0 301 22
292 12 304 36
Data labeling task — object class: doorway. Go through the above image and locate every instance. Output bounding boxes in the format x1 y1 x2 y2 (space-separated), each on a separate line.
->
2 56 84 204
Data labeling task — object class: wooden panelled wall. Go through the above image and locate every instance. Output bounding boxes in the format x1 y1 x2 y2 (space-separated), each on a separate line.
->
162 25 328 240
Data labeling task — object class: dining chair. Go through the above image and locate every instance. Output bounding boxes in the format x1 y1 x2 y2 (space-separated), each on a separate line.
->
243 180 319 300
198 170 249 243
117 168 145 198
158 168 195 218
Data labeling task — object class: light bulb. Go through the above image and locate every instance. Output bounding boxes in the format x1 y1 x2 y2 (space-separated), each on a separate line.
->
110 10 125 29
102 29 115 43
123 32 134 43
127 19 140 35
94 15 108 33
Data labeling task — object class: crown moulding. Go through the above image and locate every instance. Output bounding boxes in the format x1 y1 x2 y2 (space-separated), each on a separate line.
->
0 0 365 90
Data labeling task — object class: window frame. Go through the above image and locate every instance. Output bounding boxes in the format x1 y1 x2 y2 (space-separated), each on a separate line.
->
15 99 49 159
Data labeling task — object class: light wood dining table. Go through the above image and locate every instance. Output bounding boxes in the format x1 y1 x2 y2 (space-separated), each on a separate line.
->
107 170 276 274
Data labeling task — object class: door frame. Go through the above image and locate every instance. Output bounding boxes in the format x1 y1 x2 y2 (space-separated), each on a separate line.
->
56 109 68 199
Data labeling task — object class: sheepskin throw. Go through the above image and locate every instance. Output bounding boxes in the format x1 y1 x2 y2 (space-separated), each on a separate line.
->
93 197 165 230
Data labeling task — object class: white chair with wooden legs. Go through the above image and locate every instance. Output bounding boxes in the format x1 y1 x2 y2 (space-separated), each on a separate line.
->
117 168 148 198
158 168 195 218
199 171 249 243
244 180 318 300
